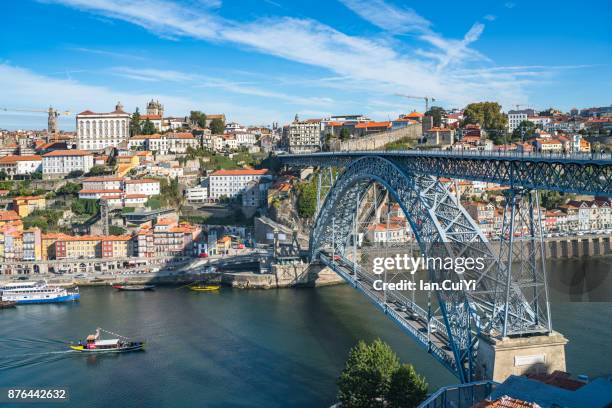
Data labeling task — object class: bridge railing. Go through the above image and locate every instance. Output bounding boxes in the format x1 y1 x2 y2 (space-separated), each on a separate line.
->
284 148 612 162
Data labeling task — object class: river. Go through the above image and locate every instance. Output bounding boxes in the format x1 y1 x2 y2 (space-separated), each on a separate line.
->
0 258 610 407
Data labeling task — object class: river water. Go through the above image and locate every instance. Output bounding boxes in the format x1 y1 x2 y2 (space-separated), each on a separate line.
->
0 258 610 408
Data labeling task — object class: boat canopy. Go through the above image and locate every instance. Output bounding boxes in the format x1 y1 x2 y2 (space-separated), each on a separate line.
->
95 339 120 346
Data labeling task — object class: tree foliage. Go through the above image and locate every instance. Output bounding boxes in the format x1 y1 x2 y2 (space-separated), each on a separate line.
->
462 102 507 131
130 107 141 136
425 106 445 127
337 339 401 408
57 182 81 196
386 364 428 408
210 118 225 135
86 166 108 177
511 120 537 141
190 111 207 128
66 170 84 179
297 179 317 219
109 225 127 235
71 198 99 216
340 127 351 141
141 119 157 135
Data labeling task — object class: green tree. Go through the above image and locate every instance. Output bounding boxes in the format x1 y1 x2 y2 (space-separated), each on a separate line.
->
386 364 428 408
210 118 225 135
340 127 351 141
297 180 317 218
511 120 537 141
189 111 207 128
108 225 127 235
66 170 84 179
0 170 7 181
425 106 445 127
337 339 401 408
130 107 142 136
462 102 507 131
57 182 82 196
86 166 107 176
141 119 157 135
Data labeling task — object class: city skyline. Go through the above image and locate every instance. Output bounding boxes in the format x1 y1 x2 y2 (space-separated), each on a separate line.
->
1 0 611 130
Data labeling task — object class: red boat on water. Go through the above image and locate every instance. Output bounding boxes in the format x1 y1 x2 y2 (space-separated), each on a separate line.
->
112 284 155 291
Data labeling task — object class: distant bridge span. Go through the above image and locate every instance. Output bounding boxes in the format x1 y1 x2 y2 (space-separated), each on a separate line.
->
280 150 612 196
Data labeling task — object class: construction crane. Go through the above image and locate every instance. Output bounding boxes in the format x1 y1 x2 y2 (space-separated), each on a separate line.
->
0 107 71 134
394 94 436 112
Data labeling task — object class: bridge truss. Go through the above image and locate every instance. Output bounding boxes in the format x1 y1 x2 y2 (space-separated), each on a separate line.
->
302 156 557 382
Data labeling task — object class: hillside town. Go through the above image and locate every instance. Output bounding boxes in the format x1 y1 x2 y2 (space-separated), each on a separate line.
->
0 100 610 271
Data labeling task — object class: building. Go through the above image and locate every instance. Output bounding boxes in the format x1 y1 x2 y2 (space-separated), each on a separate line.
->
76 102 131 150
124 179 161 196
425 127 455 147
287 116 323 153
354 121 392 136
209 169 271 200
185 186 209 203
12 196 46 217
128 133 198 154
42 150 94 178
0 155 42 178
507 109 536 132
82 176 123 191
367 223 407 243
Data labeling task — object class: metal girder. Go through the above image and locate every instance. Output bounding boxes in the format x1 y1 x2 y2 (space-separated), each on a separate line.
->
280 151 612 197
310 156 515 382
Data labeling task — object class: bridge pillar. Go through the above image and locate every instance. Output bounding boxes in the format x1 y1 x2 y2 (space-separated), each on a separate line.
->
475 332 568 382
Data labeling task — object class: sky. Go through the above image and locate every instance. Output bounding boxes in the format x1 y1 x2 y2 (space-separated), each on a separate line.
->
1 0 610 130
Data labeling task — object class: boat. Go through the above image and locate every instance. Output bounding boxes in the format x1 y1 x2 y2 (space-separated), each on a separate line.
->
1 281 79 304
70 328 144 353
0 300 16 309
189 284 221 292
112 284 155 291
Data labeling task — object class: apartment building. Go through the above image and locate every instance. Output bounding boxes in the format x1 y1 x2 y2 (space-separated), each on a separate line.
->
209 169 271 200
286 116 323 153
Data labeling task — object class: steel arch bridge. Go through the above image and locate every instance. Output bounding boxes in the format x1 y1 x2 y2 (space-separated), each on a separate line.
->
279 150 612 382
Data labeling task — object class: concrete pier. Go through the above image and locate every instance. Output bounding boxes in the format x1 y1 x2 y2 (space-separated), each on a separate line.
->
476 331 568 382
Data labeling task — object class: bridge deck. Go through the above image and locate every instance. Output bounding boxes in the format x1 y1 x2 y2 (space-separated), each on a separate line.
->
319 252 459 376
280 150 612 196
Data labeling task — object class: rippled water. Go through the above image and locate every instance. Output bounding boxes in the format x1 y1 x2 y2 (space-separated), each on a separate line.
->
0 258 610 407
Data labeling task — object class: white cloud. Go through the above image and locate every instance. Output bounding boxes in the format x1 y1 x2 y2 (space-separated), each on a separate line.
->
484 14 496 21
69 47 148 60
0 64 283 128
338 0 431 34
36 0 567 113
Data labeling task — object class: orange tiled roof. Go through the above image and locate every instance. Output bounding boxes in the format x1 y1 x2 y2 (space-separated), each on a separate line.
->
43 149 92 157
0 155 42 163
211 169 269 176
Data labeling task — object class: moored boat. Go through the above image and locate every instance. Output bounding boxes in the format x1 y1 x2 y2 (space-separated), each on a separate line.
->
112 284 155 291
189 284 221 292
1 281 79 304
70 328 144 353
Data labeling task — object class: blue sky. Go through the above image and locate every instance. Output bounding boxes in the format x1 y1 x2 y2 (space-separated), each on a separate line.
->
1 0 610 130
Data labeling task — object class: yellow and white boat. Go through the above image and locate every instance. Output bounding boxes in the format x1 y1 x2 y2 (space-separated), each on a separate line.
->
189 284 221 292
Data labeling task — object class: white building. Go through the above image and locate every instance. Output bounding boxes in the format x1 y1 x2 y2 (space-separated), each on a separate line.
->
42 150 94 178
128 133 198 154
507 109 535 132
124 179 161 196
82 176 124 191
185 186 209 203
287 116 323 153
76 102 131 150
209 169 271 200
0 155 42 178
234 132 257 147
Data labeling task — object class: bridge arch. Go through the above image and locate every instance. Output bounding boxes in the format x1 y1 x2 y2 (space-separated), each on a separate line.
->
310 156 530 381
